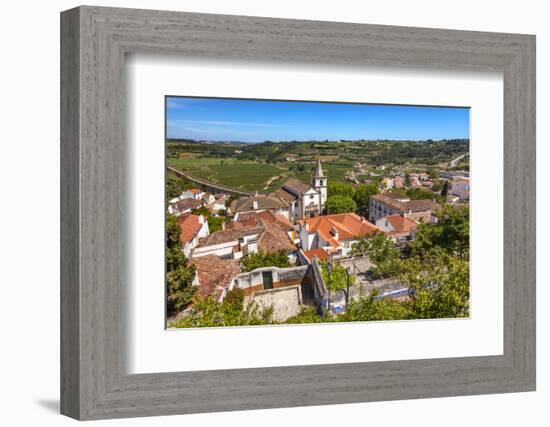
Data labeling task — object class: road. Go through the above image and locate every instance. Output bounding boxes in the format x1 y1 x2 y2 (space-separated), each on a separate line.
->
448 153 469 168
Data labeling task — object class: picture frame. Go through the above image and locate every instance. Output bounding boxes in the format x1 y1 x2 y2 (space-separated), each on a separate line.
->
60 5 536 420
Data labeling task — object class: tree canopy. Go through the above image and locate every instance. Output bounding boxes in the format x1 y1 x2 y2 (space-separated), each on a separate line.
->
325 195 357 214
166 215 196 313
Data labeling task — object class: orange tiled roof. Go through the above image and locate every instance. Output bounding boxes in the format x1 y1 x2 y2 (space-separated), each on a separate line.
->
190 255 241 300
303 248 330 262
300 213 380 249
189 188 202 195
384 214 418 233
177 214 203 244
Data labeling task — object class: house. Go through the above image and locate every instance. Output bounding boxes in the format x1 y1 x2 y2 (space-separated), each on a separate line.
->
168 198 202 216
188 188 205 200
189 255 241 301
231 160 327 222
298 213 380 257
376 214 418 243
192 216 296 260
205 193 230 216
177 213 209 257
369 193 439 222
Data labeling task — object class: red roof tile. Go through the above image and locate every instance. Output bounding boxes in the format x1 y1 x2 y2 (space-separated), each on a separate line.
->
177 214 203 244
189 255 241 300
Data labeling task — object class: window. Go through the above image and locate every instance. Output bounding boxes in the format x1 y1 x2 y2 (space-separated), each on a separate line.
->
320 180 323 186
310 194 314 199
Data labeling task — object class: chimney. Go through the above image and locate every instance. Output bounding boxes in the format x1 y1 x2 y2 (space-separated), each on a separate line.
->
330 226 339 241
253 199 259 210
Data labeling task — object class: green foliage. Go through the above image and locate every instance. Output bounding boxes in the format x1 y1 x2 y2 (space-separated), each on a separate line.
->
192 206 210 217
327 181 355 198
325 195 357 214
166 171 192 200
170 289 274 328
241 250 290 273
207 216 225 233
351 233 402 278
441 180 449 196
338 292 410 322
284 306 326 324
411 204 469 259
320 262 354 291
400 249 469 319
353 183 379 214
166 215 196 313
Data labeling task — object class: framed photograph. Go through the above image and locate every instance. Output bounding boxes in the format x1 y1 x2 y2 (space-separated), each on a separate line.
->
61 6 536 420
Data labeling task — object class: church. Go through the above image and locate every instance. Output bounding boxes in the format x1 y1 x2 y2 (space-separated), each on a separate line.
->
231 160 328 223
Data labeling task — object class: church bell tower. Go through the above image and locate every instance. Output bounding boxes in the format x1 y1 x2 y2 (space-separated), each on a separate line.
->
312 159 327 211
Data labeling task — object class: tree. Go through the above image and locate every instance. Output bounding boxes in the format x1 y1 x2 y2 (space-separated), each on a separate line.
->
320 262 354 291
400 249 469 319
325 195 357 214
241 250 290 272
192 206 210 218
207 216 225 233
411 204 469 259
351 233 402 278
166 215 196 313
428 168 440 180
441 180 449 196
338 291 410 322
353 183 379 215
170 289 274 328
327 181 355 198
166 172 191 200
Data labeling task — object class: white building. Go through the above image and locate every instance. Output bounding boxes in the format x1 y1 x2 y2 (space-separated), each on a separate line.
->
177 213 210 258
231 159 328 222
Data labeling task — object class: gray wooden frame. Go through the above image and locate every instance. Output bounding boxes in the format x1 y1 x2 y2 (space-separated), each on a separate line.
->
60 5 536 421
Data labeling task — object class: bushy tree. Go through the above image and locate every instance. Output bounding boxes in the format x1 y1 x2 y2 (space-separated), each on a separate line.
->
320 262 354 291
411 204 469 259
353 183 379 215
170 289 273 328
338 291 410 322
166 215 196 313
351 233 402 278
400 249 469 319
166 172 191 200
327 181 355 198
241 250 290 272
325 195 357 214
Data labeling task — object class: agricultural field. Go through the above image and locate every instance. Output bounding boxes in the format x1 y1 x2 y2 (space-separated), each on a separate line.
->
166 139 469 193
167 156 285 192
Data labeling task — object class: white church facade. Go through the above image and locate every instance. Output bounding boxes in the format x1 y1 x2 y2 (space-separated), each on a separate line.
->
231 160 328 223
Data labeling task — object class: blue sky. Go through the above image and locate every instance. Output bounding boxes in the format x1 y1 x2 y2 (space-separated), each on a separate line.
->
166 96 469 143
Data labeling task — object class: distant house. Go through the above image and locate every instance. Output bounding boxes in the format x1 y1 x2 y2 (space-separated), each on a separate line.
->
177 213 209 257
205 193 229 216
168 198 202 216
369 193 439 223
376 214 418 243
301 248 330 264
298 213 380 257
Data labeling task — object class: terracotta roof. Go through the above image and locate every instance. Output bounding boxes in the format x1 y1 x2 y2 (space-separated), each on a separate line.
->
300 213 380 250
172 198 202 212
189 188 202 195
303 248 330 262
231 194 288 213
177 214 203 244
190 255 241 300
257 223 296 253
282 178 311 195
371 193 438 213
270 188 297 204
384 214 418 234
198 226 264 246
199 214 296 253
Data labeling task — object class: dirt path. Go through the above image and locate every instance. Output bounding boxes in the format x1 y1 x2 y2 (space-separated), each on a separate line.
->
263 175 280 190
